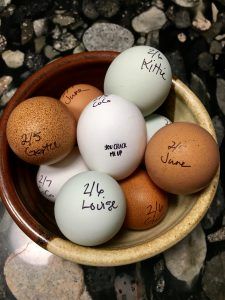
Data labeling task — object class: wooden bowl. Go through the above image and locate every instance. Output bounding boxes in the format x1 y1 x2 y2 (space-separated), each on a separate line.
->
0 51 219 266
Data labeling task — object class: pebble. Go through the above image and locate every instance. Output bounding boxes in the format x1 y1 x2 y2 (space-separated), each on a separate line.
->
190 73 210 109
0 0 11 7
211 2 219 22
198 52 213 71
21 19 34 45
171 0 200 7
174 9 191 28
33 18 47 37
202 252 225 300
152 0 165 9
136 36 146 45
0 75 12 96
4 254 86 300
132 6 167 33
208 227 225 242
212 115 225 146
210 40 222 54
95 0 120 18
192 16 211 31
83 23 134 51
1 87 16 106
34 36 46 54
44 45 60 59
53 32 78 52
73 43 86 54
177 32 187 42
202 182 225 230
0 34 7 52
216 78 225 115
53 13 75 26
24 51 44 71
164 225 206 287
82 0 99 20
2 50 24 68
165 50 187 82
51 25 62 40
146 30 159 48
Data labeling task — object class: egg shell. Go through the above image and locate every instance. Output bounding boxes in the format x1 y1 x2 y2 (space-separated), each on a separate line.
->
60 84 103 121
54 171 126 246
145 113 171 143
145 122 220 195
120 168 168 230
6 96 76 165
77 94 147 180
37 147 89 202
104 46 172 116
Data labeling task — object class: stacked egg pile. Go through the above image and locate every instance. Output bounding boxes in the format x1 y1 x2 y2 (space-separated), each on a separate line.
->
6 46 220 247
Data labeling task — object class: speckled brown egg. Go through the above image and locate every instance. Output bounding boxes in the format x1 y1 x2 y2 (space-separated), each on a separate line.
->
145 122 220 195
6 96 76 165
60 84 103 121
120 168 168 230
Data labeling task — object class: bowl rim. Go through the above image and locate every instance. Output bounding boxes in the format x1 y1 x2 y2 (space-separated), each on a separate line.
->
0 51 220 266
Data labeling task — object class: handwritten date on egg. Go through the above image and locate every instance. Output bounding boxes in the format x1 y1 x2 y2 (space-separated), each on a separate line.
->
160 141 191 168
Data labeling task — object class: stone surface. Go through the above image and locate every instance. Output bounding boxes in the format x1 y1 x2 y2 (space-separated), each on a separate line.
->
0 87 16 106
0 35 7 52
2 50 24 68
82 0 99 20
73 43 86 54
0 0 10 7
132 6 167 33
216 78 225 115
4 254 85 300
202 252 225 300
24 51 44 71
33 18 47 37
21 19 33 45
174 9 191 28
165 50 187 83
44 45 60 59
198 52 214 71
53 32 78 52
202 182 225 230
171 0 200 7
190 73 210 109
0 75 12 96
34 36 46 54
212 115 225 146
83 23 134 51
208 227 225 242
164 225 206 287
95 0 120 18
210 40 222 54
146 30 159 48
53 13 75 26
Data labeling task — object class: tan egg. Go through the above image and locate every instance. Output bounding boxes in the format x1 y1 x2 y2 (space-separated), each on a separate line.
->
145 122 220 195
60 84 103 121
6 96 76 165
120 168 168 230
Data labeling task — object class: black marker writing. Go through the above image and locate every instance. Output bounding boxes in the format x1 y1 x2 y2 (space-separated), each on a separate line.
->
25 141 60 157
64 88 90 104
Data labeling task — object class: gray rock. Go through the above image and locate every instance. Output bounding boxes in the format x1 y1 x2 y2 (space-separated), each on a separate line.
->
2 50 24 68
21 19 34 45
136 36 146 45
1 87 16 106
51 25 62 40
202 252 225 300
132 6 167 33
190 73 210 109
95 0 120 18
146 30 159 48
198 52 214 71
73 43 86 54
164 225 206 287
34 36 46 54
0 0 10 7
24 52 44 71
212 115 224 146
152 0 165 9
82 0 99 20
171 0 200 7
202 182 225 230
83 23 134 51
0 35 7 52
53 32 78 52
208 227 225 242
165 50 187 82
44 45 60 59
33 18 47 37
53 13 75 26
174 9 191 28
4 254 85 300
210 40 222 54
203 21 223 43
0 75 12 96
216 78 225 115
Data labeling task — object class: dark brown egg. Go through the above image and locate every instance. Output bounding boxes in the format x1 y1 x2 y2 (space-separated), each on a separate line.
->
6 96 76 165
120 168 168 230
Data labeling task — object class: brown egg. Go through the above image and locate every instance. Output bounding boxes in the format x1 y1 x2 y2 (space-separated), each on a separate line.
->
60 84 103 121
145 122 220 195
6 96 76 165
120 168 168 230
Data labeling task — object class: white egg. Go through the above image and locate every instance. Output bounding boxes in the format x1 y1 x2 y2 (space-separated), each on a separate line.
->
145 114 172 142
54 171 126 246
104 46 172 117
36 147 88 202
77 94 147 180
